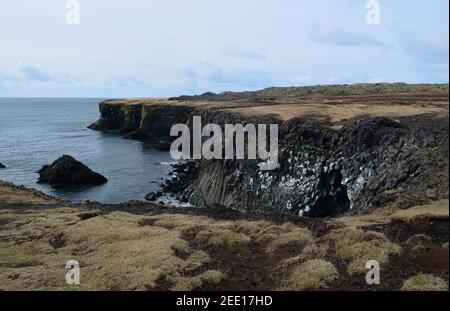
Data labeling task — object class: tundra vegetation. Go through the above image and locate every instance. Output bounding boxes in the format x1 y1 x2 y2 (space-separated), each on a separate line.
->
0 181 448 291
1 84 448 290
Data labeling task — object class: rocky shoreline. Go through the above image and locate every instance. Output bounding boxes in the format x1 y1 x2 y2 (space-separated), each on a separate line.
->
1 84 449 291
88 89 449 218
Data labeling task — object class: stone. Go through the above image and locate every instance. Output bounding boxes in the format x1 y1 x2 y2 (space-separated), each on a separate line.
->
37 155 107 186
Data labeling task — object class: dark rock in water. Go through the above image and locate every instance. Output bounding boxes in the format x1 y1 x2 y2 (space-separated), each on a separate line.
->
152 141 171 151
145 191 164 201
145 192 157 201
37 155 107 186
0 162 6 169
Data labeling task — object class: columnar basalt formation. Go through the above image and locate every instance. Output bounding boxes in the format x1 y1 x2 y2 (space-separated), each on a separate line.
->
88 87 449 217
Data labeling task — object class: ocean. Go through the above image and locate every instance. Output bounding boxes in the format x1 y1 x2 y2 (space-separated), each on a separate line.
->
0 98 175 203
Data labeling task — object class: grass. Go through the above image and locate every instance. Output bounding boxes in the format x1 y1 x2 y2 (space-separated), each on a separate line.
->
171 238 191 257
169 270 226 291
194 228 251 248
390 200 449 223
0 181 448 291
171 83 449 100
0 250 42 268
401 274 448 291
332 199 449 228
268 228 313 253
185 250 210 270
322 228 401 275
280 259 339 290
0 181 58 205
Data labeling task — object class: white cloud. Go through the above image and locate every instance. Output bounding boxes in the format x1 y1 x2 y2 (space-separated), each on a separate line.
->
309 21 388 48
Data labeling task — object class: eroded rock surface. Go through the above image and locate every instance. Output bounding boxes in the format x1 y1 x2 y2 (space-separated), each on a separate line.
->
89 89 449 217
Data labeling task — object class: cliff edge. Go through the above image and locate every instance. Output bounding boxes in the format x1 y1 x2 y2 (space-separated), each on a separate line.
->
88 84 449 217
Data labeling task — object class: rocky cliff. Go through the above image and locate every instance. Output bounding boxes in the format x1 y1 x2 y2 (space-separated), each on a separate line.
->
89 90 449 217
88 100 193 144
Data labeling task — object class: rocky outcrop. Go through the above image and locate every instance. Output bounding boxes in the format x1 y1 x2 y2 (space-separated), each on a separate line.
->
88 100 193 147
37 155 107 186
0 162 6 169
164 114 449 217
89 96 449 217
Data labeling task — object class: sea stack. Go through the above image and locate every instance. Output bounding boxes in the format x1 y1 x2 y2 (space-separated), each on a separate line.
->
0 162 6 169
37 155 107 186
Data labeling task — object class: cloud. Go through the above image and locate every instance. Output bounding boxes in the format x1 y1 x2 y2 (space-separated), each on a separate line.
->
222 47 266 60
396 28 449 65
0 68 18 82
20 65 52 81
310 21 388 48
183 62 271 88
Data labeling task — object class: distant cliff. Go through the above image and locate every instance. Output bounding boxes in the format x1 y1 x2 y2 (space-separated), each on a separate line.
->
88 100 193 144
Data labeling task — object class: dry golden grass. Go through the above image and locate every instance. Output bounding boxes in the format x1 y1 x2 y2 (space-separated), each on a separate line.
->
299 242 329 260
279 259 339 290
401 274 448 291
322 228 401 275
226 102 447 127
0 209 209 290
169 270 226 291
0 202 247 290
103 92 449 129
0 181 58 205
171 238 191 257
390 200 449 223
404 234 433 257
333 200 449 228
0 180 447 291
194 228 251 248
267 228 313 253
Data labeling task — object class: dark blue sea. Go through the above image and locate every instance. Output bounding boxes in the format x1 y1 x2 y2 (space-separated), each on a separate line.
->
0 98 176 203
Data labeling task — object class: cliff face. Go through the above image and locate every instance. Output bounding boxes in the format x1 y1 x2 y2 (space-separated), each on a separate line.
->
177 115 448 217
89 97 449 217
88 100 193 142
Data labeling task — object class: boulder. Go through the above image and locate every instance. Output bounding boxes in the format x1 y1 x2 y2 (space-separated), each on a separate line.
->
37 155 107 186
0 162 5 169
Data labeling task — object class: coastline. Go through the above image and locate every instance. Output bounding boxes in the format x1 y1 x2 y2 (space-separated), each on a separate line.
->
88 86 449 217
1 83 449 291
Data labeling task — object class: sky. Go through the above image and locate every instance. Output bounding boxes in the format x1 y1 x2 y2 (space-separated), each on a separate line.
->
0 0 448 97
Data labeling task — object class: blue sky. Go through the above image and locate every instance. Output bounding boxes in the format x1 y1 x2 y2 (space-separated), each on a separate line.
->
0 0 448 97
